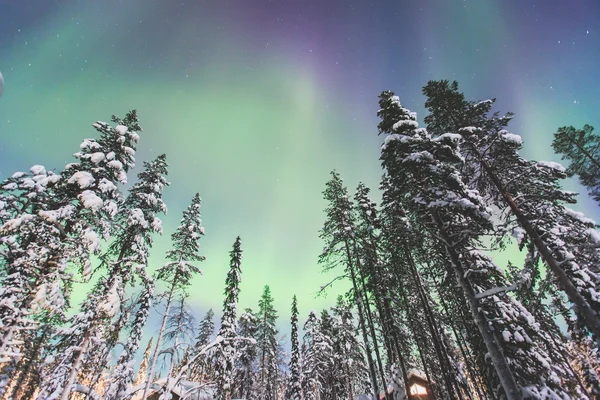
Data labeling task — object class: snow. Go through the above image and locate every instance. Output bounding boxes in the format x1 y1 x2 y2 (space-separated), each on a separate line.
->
513 331 525 343
30 165 46 175
434 132 462 142
474 285 516 299
79 190 103 210
90 152 106 164
80 139 101 150
536 160 566 173
115 125 128 135
107 160 124 170
99 282 121 317
586 228 600 245
11 171 26 179
98 178 117 193
68 171 95 188
82 228 101 253
392 119 418 130
500 131 522 145
564 207 596 225
502 330 512 342
1 214 35 231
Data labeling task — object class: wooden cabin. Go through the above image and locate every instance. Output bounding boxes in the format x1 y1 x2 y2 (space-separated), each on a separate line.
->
407 370 432 400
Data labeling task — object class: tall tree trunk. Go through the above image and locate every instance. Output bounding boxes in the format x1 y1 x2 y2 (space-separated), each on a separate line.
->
469 142 600 346
8 324 50 400
343 240 380 397
353 247 392 400
433 214 522 400
397 286 437 400
406 249 464 400
59 334 91 400
141 278 177 400
436 281 488 400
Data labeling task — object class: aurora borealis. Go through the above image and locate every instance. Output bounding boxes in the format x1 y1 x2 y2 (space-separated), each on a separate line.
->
1 0 599 333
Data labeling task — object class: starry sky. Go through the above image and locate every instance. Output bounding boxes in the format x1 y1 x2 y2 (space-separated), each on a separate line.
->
1 0 599 339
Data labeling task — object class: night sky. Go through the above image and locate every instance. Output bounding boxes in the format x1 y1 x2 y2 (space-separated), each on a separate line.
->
1 0 599 335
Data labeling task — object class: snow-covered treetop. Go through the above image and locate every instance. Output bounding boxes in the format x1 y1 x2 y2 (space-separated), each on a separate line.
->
156 193 205 289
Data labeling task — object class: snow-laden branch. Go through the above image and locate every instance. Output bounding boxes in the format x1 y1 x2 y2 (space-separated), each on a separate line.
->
474 285 516 300
130 334 254 398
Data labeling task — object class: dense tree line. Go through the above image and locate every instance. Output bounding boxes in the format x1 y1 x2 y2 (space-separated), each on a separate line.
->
0 80 599 399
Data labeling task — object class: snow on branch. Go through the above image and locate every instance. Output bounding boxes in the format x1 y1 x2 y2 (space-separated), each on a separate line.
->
474 285 516 300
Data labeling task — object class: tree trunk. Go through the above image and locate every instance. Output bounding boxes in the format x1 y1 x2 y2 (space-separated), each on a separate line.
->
470 143 600 347
433 214 522 400
343 240 380 397
353 248 392 400
59 334 91 400
436 281 488 400
406 249 464 400
141 279 177 400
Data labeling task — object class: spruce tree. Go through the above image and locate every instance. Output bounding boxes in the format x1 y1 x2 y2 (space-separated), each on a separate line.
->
159 294 196 398
141 193 205 400
235 308 258 400
288 295 302 400
105 272 155 400
189 308 215 382
256 285 279 400
0 112 141 372
301 311 330 400
553 124 600 204
422 80 600 344
214 236 243 400
378 90 572 399
330 296 370 400
38 153 168 400
318 170 380 397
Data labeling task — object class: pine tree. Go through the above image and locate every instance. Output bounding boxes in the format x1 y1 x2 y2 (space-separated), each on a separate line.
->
422 80 600 345
214 236 243 400
331 296 370 400
1 112 141 374
38 153 168 400
553 124 600 204
318 171 381 397
141 193 205 400
301 311 330 400
256 285 279 400
287 296 302 400
189 308 215 382
235 308 258 400
378 90 573 399
158 294 196 399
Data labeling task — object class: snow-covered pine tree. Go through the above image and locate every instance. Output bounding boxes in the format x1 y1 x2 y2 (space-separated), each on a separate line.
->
189 308 215 383
141 193 205 400
330 295 370 400
378 90 573 399
318 171 380 397
1 111 140 373
422 80 600 345
157 294 196 399
214 236 243 400
553 124 600 204
234 308 258 400
105 271 155 400
256 285 280 400
301 311 331 400
38 153 168 400
287 295 302 400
